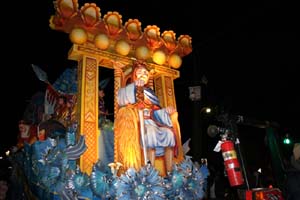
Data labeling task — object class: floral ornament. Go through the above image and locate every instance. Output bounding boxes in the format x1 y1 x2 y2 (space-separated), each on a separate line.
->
40 166 61 188
163 164 186 199
164 156 207 199
68 165 90 192
90 161 115 199
30 138 58 178
186 163 206 199
115 164 166 200
33 142 69 190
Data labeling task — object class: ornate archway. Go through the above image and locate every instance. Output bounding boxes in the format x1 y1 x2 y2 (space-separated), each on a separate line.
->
50 0 192 174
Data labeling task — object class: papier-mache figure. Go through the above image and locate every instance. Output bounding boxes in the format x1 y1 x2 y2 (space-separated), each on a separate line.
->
114 60 183 174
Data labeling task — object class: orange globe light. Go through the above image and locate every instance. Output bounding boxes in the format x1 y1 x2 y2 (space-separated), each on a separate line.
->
168 53 182 69
94 33 110 50
69 28 88 45
135 46 150 60
152 50 166 65
115 40 131 56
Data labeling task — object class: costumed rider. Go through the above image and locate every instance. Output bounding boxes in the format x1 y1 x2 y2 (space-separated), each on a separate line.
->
16 120 37 149
98 86 108 127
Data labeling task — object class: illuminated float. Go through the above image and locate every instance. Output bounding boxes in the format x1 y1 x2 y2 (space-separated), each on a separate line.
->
11 0 209 199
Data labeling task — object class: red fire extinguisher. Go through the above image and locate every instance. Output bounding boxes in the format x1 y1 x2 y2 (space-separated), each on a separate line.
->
221 139 244 186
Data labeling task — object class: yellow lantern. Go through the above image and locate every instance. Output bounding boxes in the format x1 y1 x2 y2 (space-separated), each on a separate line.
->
152 50 166 65
69 28 88 45
115 40 131 56
168 53 182 69
135 46 150 60
94 33 110 50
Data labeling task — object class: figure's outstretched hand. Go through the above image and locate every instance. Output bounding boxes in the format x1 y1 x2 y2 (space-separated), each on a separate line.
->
166 106 176 115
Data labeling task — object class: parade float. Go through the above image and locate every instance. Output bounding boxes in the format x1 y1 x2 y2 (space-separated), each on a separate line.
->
10 0 209 199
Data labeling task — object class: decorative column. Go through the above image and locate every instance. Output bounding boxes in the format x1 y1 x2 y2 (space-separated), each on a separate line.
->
77 55 99 174
113 68 122 117
154 75 176 109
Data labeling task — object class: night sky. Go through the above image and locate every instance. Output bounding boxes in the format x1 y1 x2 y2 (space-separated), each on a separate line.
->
1 0 299 161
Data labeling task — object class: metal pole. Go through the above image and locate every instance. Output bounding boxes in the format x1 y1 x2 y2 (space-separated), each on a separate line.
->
138 109 148 165
231 121 250 190
136 85 148 165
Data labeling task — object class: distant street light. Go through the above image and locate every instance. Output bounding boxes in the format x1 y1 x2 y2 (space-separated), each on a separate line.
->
283 134 291 145
204 107 211 114
200 106 214 116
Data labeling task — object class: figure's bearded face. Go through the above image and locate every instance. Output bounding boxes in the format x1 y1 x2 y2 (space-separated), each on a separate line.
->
135 67 149 84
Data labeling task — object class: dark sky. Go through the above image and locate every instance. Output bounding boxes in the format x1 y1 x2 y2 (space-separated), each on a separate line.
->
1 0 299 153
